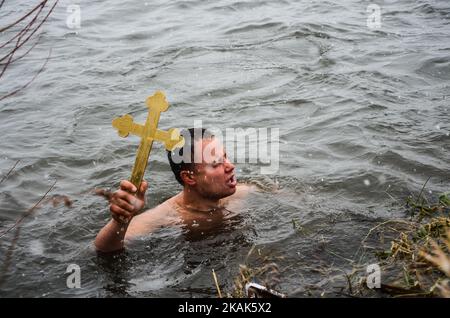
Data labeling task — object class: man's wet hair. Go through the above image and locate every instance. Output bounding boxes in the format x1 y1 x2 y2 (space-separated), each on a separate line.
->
167 128 210 186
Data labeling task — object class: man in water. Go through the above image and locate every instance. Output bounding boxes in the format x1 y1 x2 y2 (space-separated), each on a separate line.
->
95 128 252 252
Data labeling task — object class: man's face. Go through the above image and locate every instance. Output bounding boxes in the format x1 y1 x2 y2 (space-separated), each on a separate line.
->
192 138 237 200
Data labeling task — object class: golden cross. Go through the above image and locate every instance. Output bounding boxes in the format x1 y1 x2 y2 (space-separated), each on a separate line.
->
112 91 184 188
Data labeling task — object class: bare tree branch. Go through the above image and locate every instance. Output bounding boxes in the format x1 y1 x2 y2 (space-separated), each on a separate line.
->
0 34 42 66
0 180 56 239
0 0 46 47
0 0 58 77
0 159 20 184
0 47 51 101
0 0 58 100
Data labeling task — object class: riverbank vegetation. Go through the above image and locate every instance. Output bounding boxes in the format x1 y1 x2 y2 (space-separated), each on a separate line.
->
225 189 450 298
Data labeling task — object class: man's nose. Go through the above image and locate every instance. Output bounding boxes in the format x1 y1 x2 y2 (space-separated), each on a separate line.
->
224 158 235 172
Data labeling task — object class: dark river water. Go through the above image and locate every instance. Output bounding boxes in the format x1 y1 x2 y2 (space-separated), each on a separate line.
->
0 0 449 297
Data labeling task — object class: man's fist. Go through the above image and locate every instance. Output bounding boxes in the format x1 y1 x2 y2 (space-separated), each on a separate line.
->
109 180 148 224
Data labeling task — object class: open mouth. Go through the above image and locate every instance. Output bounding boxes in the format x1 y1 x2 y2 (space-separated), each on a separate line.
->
227 174 237 188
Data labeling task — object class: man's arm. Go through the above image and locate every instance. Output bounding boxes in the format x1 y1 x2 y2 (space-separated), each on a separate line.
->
94 180 148 253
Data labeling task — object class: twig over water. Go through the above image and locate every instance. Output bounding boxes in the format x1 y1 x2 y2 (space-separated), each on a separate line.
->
0 159 20 184
0 180 56 238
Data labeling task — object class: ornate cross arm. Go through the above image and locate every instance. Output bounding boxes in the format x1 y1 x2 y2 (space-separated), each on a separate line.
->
112 91 184 188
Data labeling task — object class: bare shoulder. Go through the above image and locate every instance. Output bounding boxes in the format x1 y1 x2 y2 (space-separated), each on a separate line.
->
233 183 258 199
125 194 180 239
223 183 258 208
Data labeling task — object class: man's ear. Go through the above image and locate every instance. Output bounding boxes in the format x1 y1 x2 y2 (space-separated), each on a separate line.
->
180 170 196 186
